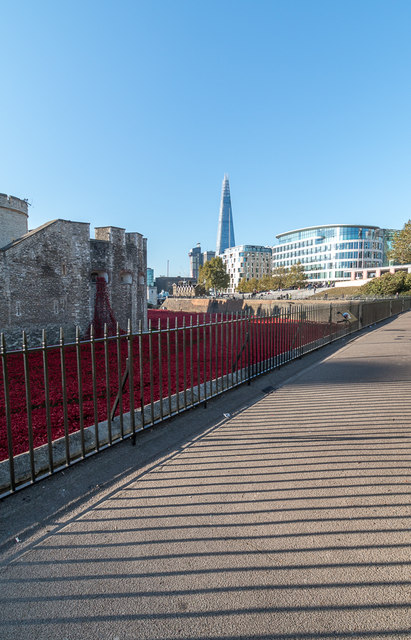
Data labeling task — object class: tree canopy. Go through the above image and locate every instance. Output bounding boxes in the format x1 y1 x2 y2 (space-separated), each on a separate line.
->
271 266 288 290
361 270 411 296
285 262 306 289
237 277 260 293
198 256 230 293
388 221 411 264
236 263 307 293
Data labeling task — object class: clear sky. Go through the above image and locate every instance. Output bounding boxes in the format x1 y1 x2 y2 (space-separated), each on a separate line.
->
2 0 411 277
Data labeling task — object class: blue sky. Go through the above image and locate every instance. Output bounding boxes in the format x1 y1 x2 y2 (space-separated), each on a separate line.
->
2 0 411 277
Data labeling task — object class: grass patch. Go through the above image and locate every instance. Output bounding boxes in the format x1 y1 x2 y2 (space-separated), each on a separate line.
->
312 286 365 299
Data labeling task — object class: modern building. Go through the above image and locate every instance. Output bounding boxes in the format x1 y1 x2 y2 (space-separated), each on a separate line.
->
188 245 216 281
216 174 235 255
221 245 272 293
146 267 154 286
188 243 203 280
381 228 397 265
203 250 216 264
272 224 389 283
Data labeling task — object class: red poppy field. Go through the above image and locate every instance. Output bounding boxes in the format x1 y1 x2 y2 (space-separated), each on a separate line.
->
0 310 336 462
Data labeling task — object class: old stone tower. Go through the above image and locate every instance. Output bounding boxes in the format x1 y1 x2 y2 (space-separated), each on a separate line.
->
0 194 147 348
0 194 29 247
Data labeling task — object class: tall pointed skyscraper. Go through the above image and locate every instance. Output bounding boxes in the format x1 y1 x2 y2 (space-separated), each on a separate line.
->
216 174 235 255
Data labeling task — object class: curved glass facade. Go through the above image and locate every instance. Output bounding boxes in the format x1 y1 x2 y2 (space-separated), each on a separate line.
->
273 224 384 281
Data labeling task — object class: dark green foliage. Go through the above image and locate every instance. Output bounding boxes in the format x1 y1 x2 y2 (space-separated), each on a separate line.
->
271 266 288 290
236 262 307 293
361 270 411 296
285 262 307 289
194 283 207 296
388 221 411 264
198 256 230 293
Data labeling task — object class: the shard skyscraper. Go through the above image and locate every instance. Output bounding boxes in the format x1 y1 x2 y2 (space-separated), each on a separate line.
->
216 174 235 255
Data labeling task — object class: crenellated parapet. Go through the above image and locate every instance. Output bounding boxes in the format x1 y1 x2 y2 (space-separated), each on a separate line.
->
0 193 29 248
0 193 29 215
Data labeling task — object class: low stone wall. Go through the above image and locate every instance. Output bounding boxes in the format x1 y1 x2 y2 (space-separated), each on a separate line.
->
161 297 411 327
162 297 332 315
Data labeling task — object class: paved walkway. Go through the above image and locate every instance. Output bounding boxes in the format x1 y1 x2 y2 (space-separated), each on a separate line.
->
1 313 410 639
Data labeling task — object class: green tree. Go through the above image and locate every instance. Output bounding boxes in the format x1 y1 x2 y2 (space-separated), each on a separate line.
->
198 256 230 293
285 262 307 289
271 266 288 290
361 270 411 296
388 221 411 264
194 283 206 297
237 278 252 293
259 274 275 291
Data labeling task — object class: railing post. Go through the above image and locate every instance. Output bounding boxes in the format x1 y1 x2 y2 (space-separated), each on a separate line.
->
203 313 208 407
127 319 135 442
90 325 99 451
104 323 112 445
1 333 15 492
166 317 172 417
358 302 363 330
138 319 145 428
42 329 54 472
175 317 180 413
115 322 124 438
230 312 234 386
22 330 35 482
75 326 86 456
215 313 219 394
190 315 194 405
158 318 163 421
182 316 187 409
247 311 251 384
148 318 154 425
59 327 70 465
196 315 201 403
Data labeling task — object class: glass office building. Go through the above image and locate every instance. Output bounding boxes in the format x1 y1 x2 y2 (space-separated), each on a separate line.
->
216 174 235 255
188 243 203 280
272 224 384 282
381 228 397 265
146 267 154 287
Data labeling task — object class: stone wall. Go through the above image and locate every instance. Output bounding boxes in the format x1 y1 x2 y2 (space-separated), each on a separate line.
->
0 217 147 349
0 194 29 248
161 296 408 328
0 220 91 348
91 227 147 331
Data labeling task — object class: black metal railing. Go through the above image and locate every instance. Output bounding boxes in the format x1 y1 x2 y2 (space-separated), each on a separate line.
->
0 298 409 497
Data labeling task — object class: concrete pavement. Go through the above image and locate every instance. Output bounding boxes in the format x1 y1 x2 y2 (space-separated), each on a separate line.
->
0 312 410 639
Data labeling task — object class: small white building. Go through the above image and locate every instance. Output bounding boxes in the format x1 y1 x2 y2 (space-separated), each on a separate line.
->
147 285 158 306
221 245 273 293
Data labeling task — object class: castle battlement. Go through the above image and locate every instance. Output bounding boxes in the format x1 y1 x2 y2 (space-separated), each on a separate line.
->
0 193 29 216
0 193 29 248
